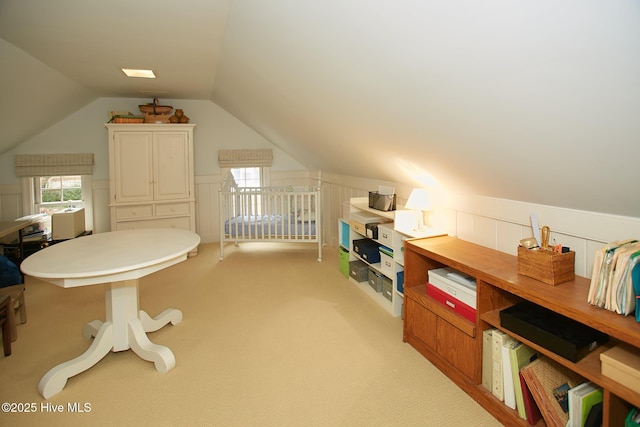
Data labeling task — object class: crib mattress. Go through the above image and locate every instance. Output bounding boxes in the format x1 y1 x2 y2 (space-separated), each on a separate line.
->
224 214 316 238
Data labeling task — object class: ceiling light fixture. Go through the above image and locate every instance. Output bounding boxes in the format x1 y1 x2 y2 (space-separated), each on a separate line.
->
121 68 156 79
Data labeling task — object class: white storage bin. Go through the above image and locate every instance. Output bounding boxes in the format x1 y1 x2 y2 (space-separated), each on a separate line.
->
393 232 409 265
377 223 394 247
380 251 394 278
351 211 384 224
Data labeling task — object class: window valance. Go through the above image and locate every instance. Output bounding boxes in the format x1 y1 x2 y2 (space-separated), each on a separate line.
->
218 149 273 168
15 153 95 177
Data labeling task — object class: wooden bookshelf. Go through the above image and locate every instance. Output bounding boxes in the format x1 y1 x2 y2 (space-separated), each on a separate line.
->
402 235 640 427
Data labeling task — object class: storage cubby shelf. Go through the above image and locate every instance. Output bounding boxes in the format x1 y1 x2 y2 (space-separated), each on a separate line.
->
340 197 414 317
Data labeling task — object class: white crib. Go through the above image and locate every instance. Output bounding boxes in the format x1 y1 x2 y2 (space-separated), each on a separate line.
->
219 179 322 261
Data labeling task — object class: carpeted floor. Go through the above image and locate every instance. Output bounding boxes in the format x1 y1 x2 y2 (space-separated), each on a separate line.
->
0 242 501 426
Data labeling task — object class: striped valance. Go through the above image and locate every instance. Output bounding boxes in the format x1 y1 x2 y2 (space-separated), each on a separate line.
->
15 153 95 177
218 149 273 168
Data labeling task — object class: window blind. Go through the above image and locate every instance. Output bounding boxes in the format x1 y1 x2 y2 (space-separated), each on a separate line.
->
218 149 273 168
15 153 95 177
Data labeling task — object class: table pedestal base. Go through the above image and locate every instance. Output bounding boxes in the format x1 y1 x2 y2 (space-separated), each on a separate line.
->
38 280 182 399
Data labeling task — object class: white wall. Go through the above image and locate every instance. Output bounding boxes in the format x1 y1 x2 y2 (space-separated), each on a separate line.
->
0 98 307 240
0 97 305 183
321 172 640 280
6 167 638 275
2 97 640 275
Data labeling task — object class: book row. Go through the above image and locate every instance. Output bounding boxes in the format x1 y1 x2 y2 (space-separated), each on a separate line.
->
483 328 606 427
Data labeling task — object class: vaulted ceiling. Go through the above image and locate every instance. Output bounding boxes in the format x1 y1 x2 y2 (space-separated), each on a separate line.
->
1 1 639 216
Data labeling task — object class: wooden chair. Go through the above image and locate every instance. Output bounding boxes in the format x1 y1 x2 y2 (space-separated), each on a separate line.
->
0 284 26 341
0 294 10 356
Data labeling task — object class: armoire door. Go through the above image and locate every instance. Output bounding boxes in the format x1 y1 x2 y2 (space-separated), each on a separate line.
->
152 131 192 201
112 132 154 203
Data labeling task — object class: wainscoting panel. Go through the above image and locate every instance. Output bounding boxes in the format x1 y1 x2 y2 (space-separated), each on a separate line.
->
0 184 21 221
3 171 639 281
319 173 640 280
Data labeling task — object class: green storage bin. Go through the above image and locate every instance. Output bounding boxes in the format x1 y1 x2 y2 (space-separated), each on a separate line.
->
339 246 349 278
626 407 640 427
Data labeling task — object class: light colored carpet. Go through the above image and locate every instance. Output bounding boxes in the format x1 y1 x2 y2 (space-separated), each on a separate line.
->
0 242 501 426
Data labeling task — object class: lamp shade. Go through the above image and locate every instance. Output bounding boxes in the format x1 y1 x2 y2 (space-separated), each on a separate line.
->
405 188 431 211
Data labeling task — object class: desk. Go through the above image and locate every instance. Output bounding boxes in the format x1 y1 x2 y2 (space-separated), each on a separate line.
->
20 228 201 399
0 220 33 241
0 219 34 260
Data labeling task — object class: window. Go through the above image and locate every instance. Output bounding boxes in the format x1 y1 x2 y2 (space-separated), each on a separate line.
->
230 167 266 215
21 175 93 230
218 149 272 218
35 175 85 215
15 153 95 232
230 167 262 188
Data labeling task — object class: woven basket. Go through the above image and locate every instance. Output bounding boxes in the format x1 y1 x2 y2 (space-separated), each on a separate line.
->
517 246 575 286
112 115 144 123
143 113 170 124
139 104 173 115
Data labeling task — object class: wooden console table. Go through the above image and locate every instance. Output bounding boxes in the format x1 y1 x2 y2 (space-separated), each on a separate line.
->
403 235 640 426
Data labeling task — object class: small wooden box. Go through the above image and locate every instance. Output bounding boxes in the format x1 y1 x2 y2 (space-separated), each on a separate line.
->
350 220 367 236
601 344 640 394
517 246 575 286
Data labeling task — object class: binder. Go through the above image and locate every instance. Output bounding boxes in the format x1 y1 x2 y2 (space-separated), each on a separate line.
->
509 341 538 419
519 372 542 426
567 381 602 427
491 330 509 401
585 402 603 427
502 337 517 409
634 264 640 322
482 329 495 391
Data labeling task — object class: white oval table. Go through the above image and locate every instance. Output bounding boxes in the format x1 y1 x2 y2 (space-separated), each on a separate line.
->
20 228 201 399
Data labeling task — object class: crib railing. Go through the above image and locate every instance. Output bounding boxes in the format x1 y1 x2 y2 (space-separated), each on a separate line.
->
219 186 322 261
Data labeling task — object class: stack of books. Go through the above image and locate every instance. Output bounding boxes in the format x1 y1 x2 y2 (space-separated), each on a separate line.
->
13 214 51 243
22 226 45 242
482 328 604 426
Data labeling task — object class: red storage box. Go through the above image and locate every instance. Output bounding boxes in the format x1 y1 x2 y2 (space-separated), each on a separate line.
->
426 282 476 323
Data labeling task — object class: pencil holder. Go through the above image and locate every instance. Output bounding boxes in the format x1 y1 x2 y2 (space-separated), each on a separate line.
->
517 246 575 286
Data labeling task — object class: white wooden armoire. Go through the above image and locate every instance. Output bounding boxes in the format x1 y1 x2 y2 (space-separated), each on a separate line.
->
105 124 196 233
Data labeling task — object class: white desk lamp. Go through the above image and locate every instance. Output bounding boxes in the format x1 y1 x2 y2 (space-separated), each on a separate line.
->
405 188 431 232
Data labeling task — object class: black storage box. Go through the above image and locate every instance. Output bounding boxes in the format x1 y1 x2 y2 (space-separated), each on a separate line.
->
500 301 608 362
368 191 396 211
365 223 379 239
353 238 381 263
